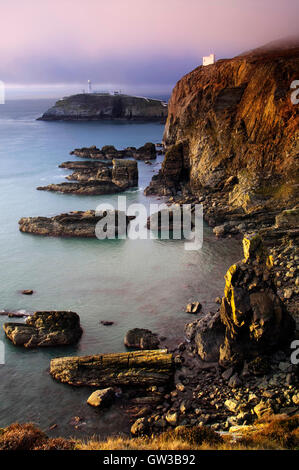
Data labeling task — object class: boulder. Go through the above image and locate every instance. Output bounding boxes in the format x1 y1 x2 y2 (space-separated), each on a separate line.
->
131 417 149 436
185 311 225 362
131 142 156 160
50 349 174 387
124 328 160 350
87 388 115 408
3 311 82 348
186 302 202 314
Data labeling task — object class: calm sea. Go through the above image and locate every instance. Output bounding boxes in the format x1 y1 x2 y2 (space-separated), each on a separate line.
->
0 99 241 438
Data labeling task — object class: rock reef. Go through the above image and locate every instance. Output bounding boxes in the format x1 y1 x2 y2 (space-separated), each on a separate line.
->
38 159 138 194
38 94 167 122
3 311 82 348
19 210 134 237
70 142 157 161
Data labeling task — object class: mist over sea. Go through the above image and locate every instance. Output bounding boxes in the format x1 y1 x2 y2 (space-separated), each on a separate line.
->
0 98 241 437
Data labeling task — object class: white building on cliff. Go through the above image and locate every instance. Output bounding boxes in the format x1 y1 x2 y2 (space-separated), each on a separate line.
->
203 54 215 66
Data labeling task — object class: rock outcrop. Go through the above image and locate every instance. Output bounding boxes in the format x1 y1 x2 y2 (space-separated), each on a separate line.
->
219 233 295 367
50 349 174 387
38 94 167 121
40 159 138 194
3 311 82 348
19 210 134 238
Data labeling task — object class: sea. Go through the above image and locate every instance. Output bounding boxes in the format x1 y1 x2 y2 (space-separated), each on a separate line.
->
0 98 242 438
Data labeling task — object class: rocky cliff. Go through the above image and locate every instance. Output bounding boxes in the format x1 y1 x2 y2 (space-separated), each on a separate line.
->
145 39 299 235
38 93 167 121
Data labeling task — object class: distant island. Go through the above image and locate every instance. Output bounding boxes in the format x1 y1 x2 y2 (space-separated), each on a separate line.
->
38 93 168 121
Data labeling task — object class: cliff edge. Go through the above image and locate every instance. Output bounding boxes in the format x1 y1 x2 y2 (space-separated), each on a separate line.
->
38 93 168 121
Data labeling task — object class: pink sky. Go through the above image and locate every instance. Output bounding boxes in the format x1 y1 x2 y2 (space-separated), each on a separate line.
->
0 0 298 92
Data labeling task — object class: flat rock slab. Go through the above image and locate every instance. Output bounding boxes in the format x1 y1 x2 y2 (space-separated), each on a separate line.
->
50 349 174 387
19 210 134 238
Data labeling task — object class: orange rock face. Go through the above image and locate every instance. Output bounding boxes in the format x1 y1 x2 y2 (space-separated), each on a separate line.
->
163 43 299 194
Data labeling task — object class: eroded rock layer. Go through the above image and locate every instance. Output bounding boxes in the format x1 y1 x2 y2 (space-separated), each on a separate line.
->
50 349 174 387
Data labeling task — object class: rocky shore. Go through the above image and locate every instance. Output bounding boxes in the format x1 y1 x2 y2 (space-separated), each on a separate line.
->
41 234 297 436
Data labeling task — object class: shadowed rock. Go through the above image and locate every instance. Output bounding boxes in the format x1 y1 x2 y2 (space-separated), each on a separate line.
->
124 328 160 350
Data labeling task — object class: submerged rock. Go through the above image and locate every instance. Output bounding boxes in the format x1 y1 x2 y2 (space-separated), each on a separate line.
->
124 328 160 350
50 349 174 387
3 311 82 348
19 210 134 238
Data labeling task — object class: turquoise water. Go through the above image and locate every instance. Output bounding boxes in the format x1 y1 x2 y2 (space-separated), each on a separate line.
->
0 99 242 438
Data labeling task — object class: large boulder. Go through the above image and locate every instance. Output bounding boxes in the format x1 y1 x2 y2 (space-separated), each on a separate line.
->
219 233 295 367
87 388 115 408
3 311 82 348
124 328 160 350
185 311 225 362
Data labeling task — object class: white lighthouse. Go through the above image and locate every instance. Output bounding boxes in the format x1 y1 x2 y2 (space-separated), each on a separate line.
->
87 80 92 94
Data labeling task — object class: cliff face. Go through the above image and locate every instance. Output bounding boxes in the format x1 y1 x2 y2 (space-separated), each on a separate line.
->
148 41 299 215
38 93 167 121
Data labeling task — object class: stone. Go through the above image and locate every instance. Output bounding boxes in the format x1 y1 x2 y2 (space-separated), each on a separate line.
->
292 393 299 405
131 417 149 436
222 367 234 381
87 388 114 408
224 399 239 412
253 400 273 419
185 311 225 362
176 383 185 392
50 349 174 387
165 411 179 426
3 311 82 348
228 373 242 388
186 302 202 314
22 290 33 295
124 328 160 350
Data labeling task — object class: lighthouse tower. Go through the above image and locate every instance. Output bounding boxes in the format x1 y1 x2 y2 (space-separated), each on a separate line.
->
87 80 92 94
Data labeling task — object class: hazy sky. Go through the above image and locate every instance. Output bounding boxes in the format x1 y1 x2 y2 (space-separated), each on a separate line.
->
1 0 298 96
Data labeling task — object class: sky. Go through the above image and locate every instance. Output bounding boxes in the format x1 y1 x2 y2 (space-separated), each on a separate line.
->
0 0 298 98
